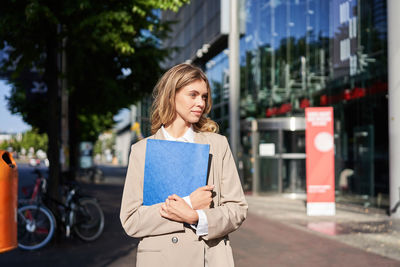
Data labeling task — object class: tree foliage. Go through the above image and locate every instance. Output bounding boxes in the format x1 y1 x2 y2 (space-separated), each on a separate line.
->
0 129 48 153
0 0 187 141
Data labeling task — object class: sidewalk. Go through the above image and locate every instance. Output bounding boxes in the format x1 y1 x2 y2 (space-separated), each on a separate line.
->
245 194 400 261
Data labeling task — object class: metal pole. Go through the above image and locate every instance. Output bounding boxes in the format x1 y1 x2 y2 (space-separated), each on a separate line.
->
60 33 69 174
229 0 240 163
251 120 259 195
278 129 283 193
270 3 276 106
388 0 400 219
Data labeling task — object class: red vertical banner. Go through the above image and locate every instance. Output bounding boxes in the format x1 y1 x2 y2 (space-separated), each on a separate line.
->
306 107 335 215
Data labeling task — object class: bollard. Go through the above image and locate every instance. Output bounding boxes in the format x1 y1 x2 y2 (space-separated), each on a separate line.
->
0 150 18 253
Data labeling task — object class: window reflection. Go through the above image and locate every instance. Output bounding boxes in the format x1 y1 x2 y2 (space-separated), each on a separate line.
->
206 0 388 208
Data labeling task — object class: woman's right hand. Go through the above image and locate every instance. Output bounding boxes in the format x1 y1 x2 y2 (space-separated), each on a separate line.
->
189 185 215 210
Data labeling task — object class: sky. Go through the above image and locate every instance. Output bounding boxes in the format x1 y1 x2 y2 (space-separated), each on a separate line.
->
0 79 31 133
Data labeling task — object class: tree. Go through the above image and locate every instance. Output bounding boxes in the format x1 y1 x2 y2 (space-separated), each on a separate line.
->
0 0 188 202
0 129 48 154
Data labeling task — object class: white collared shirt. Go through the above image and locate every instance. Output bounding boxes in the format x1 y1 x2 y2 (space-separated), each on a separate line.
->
161 126 208 236
161 125 195 143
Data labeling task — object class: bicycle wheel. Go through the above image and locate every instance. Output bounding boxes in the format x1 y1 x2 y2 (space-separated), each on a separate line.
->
73 198 104 241
17 205 56 250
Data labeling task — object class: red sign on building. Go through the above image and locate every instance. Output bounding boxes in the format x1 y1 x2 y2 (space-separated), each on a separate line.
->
305 107 335 216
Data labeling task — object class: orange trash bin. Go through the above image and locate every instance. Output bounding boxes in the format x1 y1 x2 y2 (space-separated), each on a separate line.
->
0 150 18 253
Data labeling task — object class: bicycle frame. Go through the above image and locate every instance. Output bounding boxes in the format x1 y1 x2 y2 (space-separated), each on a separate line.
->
18 169 104 249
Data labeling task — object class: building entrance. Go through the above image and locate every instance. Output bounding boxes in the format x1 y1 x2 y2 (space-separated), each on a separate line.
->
241 117 306 195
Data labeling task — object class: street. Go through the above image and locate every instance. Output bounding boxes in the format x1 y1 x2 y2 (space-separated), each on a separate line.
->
1 164 399 266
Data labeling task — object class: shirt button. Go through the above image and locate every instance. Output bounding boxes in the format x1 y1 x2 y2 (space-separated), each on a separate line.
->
172 237 178 243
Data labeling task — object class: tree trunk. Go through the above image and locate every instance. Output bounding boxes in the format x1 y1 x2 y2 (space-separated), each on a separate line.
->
45 30 61 208
68 98 80 181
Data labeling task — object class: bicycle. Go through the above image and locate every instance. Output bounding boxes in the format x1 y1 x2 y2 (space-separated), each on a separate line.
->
79 166 104 183
17 169 105 250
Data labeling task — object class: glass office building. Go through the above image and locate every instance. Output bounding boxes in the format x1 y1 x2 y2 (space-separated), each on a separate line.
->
205 0 388 208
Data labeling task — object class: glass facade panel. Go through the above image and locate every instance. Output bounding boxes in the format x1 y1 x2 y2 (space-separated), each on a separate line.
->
282 158 306 193
206 51 230 134
260 131 280 152
240 131 253 191
282 130 305 153
259 158 280 192
205 0 388 207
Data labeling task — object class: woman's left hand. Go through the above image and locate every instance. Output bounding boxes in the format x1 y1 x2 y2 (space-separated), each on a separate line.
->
160 194 199 225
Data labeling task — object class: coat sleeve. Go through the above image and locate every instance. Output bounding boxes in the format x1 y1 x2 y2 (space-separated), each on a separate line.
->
120 142 184 238
202 136 248 240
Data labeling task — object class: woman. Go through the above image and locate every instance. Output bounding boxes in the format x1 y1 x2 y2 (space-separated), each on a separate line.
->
120 63 248 267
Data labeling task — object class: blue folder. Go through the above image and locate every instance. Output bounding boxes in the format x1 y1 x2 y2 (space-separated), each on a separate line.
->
143 139 210 206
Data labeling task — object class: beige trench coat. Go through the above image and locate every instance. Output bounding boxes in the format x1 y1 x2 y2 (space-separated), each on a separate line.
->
120 129 248 267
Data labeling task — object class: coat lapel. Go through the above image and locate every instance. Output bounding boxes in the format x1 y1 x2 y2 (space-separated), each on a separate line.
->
153 128 166 140
193 131 206 144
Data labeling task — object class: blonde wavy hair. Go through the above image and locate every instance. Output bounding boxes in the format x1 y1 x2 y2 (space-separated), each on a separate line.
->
150 63 219 134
